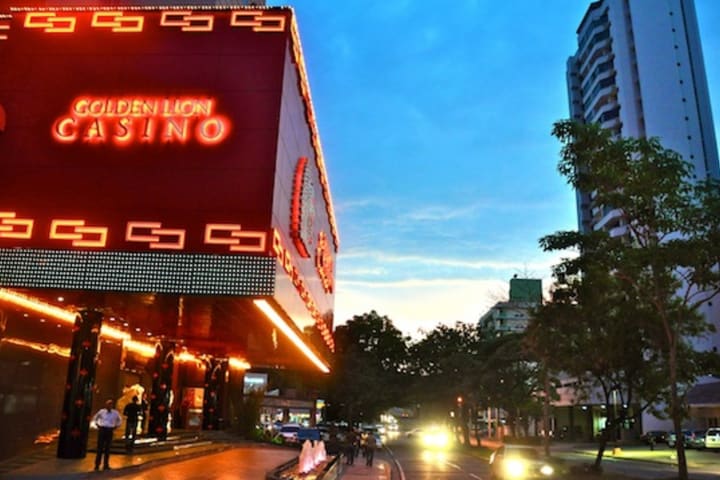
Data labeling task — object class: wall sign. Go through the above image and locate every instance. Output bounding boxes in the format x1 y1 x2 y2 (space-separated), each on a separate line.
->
52 96 230 146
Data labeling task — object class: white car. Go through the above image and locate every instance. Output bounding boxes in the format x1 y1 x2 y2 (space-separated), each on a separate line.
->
279 424 301 443
704 427 720 449
489 445 556 479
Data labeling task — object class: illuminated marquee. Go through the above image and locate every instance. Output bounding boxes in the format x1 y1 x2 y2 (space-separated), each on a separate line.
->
272 229 334 350
17 9 285 35
0 211 267 253
315 231 334 293
290 157 315 259
52 96 230 146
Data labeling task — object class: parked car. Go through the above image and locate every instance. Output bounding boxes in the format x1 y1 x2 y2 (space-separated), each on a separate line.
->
688 430 706 449
640 430 668 445
667 429 692 448
489 445 557 479
297 427 321 443
278 423 301 443
704 427 720 449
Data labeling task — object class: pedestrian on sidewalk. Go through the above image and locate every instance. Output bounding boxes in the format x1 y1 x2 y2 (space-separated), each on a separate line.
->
93 399 122 471
345 429 357 465
123 395 142 452
364 434 377 466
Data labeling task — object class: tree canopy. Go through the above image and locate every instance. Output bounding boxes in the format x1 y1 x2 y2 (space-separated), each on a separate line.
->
530 120 720 479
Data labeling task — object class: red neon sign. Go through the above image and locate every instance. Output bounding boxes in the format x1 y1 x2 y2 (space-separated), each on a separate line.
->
91 11 144 33
272 229 333 349
290 157 314 259
0 212 268 254
0 212 33 239
49 220 108 248
24 12 75 33
52 96 230 146
16 9 285 36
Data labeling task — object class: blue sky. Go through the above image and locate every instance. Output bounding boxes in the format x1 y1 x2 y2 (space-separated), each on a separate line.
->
274 1 720 337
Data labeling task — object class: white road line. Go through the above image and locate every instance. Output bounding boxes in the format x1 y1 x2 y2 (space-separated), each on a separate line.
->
469 474 483 480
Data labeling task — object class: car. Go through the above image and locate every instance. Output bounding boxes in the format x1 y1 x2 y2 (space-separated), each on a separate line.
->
278 423 301 443
667 429 692 448
704 427 720 449
640 430 667 445
418 425 452 450
297 427 321 443
489 445 556 479
688 430 706 449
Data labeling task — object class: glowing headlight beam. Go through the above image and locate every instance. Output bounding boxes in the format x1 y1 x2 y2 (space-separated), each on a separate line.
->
253 299 330 373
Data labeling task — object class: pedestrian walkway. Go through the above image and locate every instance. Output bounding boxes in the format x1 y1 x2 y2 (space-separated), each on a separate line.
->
0 440 236 479
339 460 392 480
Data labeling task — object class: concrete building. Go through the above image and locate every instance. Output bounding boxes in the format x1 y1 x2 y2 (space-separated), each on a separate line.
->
479 278 542 334
567 1 719 239
0 4 335 460
566 0 720 434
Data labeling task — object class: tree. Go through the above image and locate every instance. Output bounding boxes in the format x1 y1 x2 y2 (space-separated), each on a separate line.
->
526 252 668 468
407 322 485 444
327 311 410 424
407 321 542 445
543 120 720 480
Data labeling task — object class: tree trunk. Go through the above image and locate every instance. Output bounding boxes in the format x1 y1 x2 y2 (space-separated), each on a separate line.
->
670 342 689 480
593 434 608 472
543 372 551 457
461 404 471 446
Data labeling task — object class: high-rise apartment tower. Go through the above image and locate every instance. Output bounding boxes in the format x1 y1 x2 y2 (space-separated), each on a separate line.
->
567 0 719 235
567 0 720 431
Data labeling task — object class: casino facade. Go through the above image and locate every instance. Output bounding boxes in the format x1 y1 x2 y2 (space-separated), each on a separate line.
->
0 5 338 459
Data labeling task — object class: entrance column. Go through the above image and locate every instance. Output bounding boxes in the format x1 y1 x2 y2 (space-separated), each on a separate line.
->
57 310 103 459
203 358 226 430
148 341 175 440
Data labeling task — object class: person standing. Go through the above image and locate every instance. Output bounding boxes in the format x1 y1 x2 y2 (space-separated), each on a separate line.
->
123 396 141 452
93 399 122 471
364 434 376 466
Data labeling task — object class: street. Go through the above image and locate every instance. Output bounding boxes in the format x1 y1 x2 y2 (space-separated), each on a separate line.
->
385 434 720 480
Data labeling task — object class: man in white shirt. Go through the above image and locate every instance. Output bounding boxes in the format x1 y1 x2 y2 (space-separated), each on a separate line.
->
92 399 122 471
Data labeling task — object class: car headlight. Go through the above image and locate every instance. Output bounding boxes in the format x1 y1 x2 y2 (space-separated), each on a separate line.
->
421 431 450 449
540 464 554 476
504 458 528 478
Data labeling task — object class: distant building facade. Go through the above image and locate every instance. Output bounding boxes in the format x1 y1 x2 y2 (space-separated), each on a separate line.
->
480 278 542 334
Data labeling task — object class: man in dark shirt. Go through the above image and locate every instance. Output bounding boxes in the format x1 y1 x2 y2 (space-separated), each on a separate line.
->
123 396 142 452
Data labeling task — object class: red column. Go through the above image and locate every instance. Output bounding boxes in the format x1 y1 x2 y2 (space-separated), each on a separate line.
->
202 358 226 430
148 342 174 440
57 310 102 459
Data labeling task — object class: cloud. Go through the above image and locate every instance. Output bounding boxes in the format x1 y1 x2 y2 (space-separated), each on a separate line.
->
333 277 510 338
338 249 563 274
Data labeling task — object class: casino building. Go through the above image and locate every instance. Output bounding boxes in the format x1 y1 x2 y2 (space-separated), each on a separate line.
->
0 5 338 459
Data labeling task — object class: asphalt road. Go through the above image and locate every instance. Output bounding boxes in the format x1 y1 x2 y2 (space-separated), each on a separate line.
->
387 437 490 480
386 436 720 480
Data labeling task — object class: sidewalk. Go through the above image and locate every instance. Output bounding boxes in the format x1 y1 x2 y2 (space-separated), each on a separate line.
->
0 439 237 479
339 459 393 480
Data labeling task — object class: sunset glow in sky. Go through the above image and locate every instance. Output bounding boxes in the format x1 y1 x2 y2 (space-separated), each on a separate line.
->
276 0 720 337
